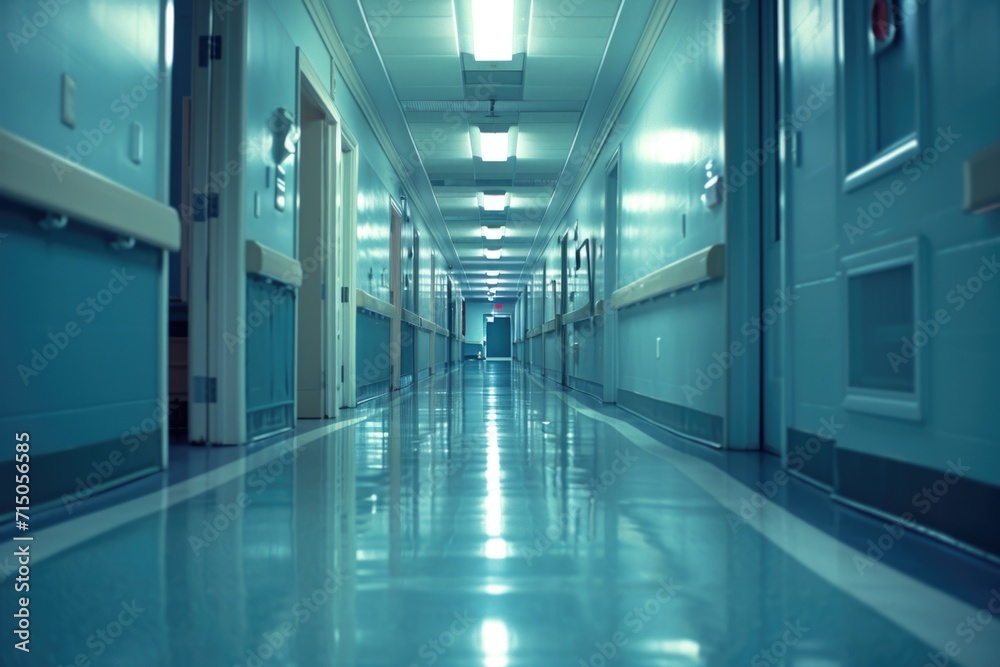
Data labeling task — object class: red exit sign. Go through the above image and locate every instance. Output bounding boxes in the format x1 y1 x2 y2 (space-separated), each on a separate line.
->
494 304 503 310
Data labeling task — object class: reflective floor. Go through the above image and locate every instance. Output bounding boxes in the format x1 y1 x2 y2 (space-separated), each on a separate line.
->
4 361 1000 666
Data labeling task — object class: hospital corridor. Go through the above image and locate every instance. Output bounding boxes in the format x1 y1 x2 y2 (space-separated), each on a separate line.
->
1 0 1000 665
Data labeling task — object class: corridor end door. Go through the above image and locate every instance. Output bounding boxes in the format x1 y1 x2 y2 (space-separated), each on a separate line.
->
486 315 512 359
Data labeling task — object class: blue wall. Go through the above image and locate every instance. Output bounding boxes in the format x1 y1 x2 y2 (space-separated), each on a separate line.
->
783 0 1000 488
247 0 455 404
516 0 1000 553
0 0 171 512
522 0 727 427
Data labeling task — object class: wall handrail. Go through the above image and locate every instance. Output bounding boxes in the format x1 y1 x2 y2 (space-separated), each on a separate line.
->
609 244 725 311
399 310 449 336
246 240 303 287
356 289 394 319
422 317 448 337
562 303 594 326
541 317 559 334
0 130 180 251
401 308 421 327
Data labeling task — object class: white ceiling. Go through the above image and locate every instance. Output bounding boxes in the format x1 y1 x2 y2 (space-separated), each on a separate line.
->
358 0 621 300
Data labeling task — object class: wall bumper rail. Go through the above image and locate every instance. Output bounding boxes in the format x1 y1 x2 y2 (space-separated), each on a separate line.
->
965 140 1000 214
356 289 395 319
245 240 302 287
0 129 180 250
562 303 595 326
609 244 725 311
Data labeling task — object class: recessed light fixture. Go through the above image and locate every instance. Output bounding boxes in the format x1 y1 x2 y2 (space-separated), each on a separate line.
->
486 278 499 286
482 194 508 212
470 127 519 162
481 225 506 240
472 0 513 62
484 248 502 260
481 132 509 162
485 270 500 277
488 296 495 302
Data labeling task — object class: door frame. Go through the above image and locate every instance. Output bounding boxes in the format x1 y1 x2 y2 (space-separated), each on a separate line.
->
560 231 569 386
759 0 789 456
295 50 342 419
389 196 403 391
775 0 792 462
602 150 621 404
339 125 359 408
188 0 248 445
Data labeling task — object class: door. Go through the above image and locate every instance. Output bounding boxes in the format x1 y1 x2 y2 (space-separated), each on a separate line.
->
486 315 512 358
761 0 784 454
389 197 403 391
603 156 620 403
296 76 329 418
560 232 569 385
446 278 454 367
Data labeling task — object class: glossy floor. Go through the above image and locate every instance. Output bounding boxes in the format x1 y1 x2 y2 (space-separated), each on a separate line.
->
5 362 1000 666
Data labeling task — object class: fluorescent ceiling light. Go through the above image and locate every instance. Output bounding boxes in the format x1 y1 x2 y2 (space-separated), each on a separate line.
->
486 278 499 286
484 248 502 260
483 194 507 211
470 126 518 161
485 270 500 277
481 132 509 162
473 0 513 61
488 296 495 302
481 226 506 240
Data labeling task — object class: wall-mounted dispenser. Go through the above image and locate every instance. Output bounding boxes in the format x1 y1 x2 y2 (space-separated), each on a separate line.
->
271 107 300 212
702 160 723 209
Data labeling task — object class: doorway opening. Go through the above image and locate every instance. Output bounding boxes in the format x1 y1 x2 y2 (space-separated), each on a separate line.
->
485 314 512 359
295 51 356 418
